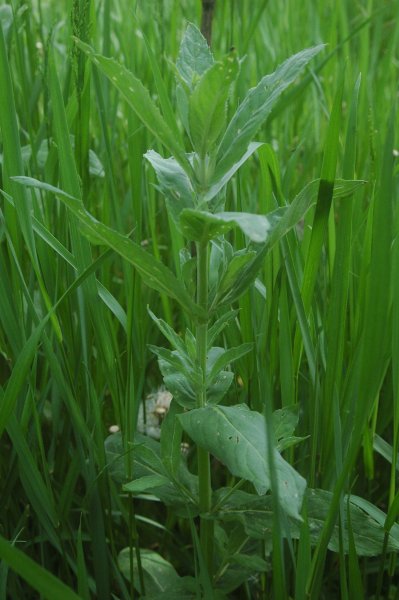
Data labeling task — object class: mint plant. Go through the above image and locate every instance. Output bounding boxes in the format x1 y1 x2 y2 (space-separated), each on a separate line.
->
14 23 390 598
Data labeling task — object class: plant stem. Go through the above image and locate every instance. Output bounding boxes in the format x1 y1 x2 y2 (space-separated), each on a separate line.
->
196 238 214 575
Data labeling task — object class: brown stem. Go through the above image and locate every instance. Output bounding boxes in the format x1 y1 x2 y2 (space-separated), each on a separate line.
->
201 0 216 46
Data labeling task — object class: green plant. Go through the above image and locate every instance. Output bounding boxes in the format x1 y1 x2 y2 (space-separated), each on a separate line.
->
2 5 399 598
14 23 384 597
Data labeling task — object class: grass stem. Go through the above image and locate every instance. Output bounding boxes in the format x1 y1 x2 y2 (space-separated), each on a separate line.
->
196 239 214 574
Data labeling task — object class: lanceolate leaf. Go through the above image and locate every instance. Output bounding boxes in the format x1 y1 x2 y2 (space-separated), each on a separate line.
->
215 45 325 180
207 344 253 383
178 404 306 520
205 141 263 203
12 176 203 319
176 23 214 89
147 308 188 357
145 150 196 224
216 251 256 300
189 51 239 156
155 355 197 409
75 39 191 175
207 309 239 348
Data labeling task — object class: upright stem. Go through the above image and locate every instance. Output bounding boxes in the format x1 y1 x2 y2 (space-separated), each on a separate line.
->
196 238 214 574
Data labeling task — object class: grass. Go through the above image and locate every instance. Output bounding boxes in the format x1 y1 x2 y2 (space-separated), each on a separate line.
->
0 0 398 598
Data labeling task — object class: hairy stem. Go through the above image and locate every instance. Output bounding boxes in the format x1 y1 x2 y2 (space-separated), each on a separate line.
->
196 238 214 574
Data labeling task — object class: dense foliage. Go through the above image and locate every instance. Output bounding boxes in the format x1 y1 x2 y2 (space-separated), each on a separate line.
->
0 1 398 598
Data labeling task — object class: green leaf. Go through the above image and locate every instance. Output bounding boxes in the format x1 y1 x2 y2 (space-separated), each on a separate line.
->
143 577 200 600
105 433 198 511
145 150 196 224
0 535 81 600
299 67 345 319
215 45 324 181
385 491 399 533
207 310 239 348
273 405 299 441
176 23 214 90
0 322 45 440
158 369 196 409
0 5 13 42
178 404 306 520
75 39 191 174
160 400 183 478
180 208 284 243
148 345 199 385
118 548 179 595
103 434 125 483
123 474 171 494
12 176 203 320
207 344 253 383
273 405 307 452
205 142 263 204
230 553 268 572
189 52 239 156
214 488 399 556
206 371 234 405
216 251 257 300
147 308 188 357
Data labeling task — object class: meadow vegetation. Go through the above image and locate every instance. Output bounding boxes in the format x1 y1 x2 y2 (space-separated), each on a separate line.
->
0 1 398 598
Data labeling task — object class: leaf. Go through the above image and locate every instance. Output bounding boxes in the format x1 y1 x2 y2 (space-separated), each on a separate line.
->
143 576 200 600
217 251 257 299
147 308 188 356
118 548 179 595
160 400 183 478
158 367 197 409
384 490 399 532
145 150 196 224
0 5 13 42
207 310 239 348
12 176 203 320
178 404 306 520
213 488 399 556
180 207 284 243
104 432 128 483
105 433 198 511
206 371 234 405
148 344 200 385
189 51 239 156
273 406 307 452
123 474 170 494
207 344 253 383
273 406 299 440
0 535 81 600
215 45 324 181
176 23 214 89
75 39 191 174
230 553 268 572
0 322 45 440
204 142 263 204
